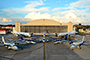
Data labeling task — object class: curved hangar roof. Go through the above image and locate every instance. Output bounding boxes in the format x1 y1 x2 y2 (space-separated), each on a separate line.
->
23 19 62 25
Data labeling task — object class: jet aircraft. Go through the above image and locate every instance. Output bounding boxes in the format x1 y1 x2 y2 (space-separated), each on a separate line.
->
12 27 32 37
70 36 90 50
39 33 51 43
53 34 73 44
20 34 37 44
39 37 50 43
57 27 77 37
1 36 18 50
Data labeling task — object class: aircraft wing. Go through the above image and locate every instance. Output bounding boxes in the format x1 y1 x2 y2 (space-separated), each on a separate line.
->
15 40 27 45
61 40 70 42
36 39 44 43
83 43 90 46
84 40 89 43
0 44 4 47
75 39 81 42
47 33 55 36
61 40 73 44
33 37 39 40
49 37 57 40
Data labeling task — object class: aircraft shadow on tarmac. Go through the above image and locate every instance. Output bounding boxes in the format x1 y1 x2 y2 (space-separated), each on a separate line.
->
17 44 33 50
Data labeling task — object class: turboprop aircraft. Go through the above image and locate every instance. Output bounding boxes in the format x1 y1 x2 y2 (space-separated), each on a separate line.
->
53 34 73 44
70 36 90 50
57 27 77 37
12 27 32 37
1 36 18 50
20 34 37 44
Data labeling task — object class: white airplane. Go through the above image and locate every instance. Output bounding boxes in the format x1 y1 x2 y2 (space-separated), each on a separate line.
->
39 37 49 43
1 36 18 50
53 34 73 44
39 33 50 43
12 27 32 37
20 34 37 44
70 36 90 50
57 27 77 36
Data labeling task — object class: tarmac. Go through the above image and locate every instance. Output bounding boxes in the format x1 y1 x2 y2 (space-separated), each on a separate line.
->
0 34 90 60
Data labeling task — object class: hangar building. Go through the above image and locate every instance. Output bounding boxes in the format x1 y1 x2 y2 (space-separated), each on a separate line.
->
15 19 73 34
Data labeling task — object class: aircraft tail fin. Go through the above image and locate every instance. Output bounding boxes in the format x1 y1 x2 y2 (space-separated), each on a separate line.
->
73 27 78 33
64 34 68 40
2 36 5 44
20 34 24 40
74 27 76 31
82 36 85 42
13 27 17 32
43 33 45 37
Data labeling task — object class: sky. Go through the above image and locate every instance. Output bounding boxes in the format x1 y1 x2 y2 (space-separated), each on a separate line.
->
0 0 90 25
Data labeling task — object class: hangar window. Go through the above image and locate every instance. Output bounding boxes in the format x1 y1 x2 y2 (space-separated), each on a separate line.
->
20 26 67 33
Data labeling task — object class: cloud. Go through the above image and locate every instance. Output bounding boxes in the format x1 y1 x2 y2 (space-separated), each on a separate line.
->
52 0 90 11
2 18 12 22
70 0 90 8
25 12 51 20
1 0 90 25
52 13 87 23
56 1 60 3
2 8 17 14
24 0 44 8
64 12 77 18
52 7 61 11
2 0 49 14
0 12 4 14
24 12 88 24
0 17 32 24
44 0 46 1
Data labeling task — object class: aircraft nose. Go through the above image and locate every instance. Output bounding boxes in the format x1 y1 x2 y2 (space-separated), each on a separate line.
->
14 46 18 50
53 40 57 43
70 45 75 49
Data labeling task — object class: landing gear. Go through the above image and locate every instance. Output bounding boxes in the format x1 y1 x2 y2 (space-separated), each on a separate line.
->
78 46 81 49
79 47 81 49
15 50 18 51
7 47 10 50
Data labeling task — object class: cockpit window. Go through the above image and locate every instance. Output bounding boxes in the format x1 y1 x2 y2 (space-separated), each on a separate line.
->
11 45 15 47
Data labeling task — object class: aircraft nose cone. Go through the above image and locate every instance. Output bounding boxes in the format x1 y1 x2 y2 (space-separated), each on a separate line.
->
14 46 18 50
70 46 75 49
53 40 57 43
